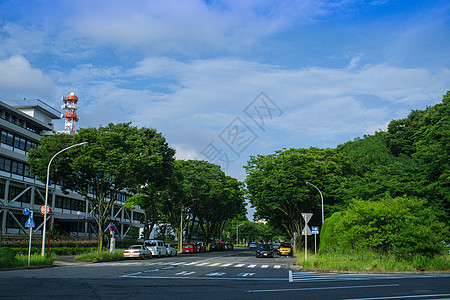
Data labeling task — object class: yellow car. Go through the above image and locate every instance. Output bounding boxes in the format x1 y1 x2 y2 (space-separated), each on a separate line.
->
277 242 293 256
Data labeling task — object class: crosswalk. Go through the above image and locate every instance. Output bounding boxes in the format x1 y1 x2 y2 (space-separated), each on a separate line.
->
156 261 284 269
289 271 450 283
96 260 285 270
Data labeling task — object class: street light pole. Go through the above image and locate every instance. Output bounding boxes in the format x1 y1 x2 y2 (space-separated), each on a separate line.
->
179 203 183 253
41 142 88 257
306 181 324 225
179 198 199 253
236 223 244 245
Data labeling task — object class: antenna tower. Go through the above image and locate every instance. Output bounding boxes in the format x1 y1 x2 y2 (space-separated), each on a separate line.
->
61 92 79 133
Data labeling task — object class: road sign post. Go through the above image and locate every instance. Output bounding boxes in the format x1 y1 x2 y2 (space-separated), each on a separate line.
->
24 209 35 266
302 213 313 261
312 226 319 254
109 224 116 254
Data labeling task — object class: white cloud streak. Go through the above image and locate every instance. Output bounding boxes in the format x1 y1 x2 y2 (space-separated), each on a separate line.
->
0 55 54 99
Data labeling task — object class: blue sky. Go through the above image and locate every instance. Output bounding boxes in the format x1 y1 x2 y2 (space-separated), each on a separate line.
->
1 0 449 186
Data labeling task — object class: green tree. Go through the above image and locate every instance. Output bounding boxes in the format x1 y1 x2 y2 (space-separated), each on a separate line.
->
29 123 173 252
382 91 450 218
122 126 176 241
245 147 352 239
175 160 246 245
337 132 425 202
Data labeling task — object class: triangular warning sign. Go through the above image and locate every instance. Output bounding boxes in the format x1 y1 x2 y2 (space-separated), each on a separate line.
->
25 217 35 228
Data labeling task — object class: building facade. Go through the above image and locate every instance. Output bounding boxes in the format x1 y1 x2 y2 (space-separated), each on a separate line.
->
0 99 144 240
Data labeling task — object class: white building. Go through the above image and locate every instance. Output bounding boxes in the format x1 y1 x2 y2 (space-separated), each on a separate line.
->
0 99 144 239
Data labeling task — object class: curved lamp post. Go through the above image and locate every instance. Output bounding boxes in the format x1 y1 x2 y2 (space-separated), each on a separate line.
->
41 142 88 257
305 181 324 225
236 223 244 245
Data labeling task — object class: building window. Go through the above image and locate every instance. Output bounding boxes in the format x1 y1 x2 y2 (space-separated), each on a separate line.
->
0 157 12 172
55 196 64 209
1 131 14 146
63 198 71 210
8 186 30 204
0 181 5 199
24 164 34 178
25 123 38 134
14 136 26 151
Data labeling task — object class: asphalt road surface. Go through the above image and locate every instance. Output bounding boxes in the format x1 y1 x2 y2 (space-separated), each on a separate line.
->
0 248 449 299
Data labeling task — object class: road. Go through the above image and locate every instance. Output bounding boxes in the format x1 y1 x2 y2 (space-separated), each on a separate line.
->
0 248 449 299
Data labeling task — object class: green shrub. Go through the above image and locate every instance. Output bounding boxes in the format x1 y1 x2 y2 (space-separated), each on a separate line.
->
301 251 450 271
0 248 55 268
76 250 124 262
320 193 449 258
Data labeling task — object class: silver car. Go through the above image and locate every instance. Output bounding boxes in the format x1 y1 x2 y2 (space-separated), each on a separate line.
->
165 244 178 256
248 242 258 250
123 245 152 259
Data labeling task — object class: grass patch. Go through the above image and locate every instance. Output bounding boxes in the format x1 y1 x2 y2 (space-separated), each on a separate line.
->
0 248 55 268
75 250 124 262
298 251 450 272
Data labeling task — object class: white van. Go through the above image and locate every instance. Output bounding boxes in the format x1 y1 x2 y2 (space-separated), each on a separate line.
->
143 240 168 257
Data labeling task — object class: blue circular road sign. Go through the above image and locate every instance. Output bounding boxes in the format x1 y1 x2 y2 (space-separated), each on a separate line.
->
23 208 30 215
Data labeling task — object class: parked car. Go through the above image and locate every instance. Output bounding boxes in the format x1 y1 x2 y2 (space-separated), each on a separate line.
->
209 241 221 251
224 242 234 250
182 243 197 253
194 241 206 253
248 242 258 250
165 244 178 256
143 240 168 257
277 242 293 256
256 243 274 258
123 245 152 259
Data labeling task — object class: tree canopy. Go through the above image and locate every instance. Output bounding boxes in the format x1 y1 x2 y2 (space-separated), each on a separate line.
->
28 123 175 251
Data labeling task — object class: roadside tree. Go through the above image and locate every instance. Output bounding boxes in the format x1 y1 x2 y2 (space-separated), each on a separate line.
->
29 123 174 252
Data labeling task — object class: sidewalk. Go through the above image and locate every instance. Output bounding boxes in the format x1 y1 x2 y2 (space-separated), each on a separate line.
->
53 255 91 267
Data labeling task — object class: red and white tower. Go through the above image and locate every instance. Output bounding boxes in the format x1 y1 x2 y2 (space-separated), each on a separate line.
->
61 92 79 133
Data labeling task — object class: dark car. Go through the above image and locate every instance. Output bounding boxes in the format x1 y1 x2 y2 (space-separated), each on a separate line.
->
194 241 206 253
209 241 221 251
224 242 234 250
256 243 274 258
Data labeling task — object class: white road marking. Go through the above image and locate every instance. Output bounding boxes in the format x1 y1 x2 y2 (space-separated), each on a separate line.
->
175 271 196 276
205 272 226 276
247 284 400 293
234 264 245 267
208 263 221 266
196 262 210 266
247 264 257 268
341 294 450 300
220 263 233 267
273 265 281 269
238 273 255 277
261 265 269 268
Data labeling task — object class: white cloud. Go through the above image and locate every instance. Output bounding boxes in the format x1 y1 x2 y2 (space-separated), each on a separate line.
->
0 55 54 99
64 0 364 53
49 56 449 158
